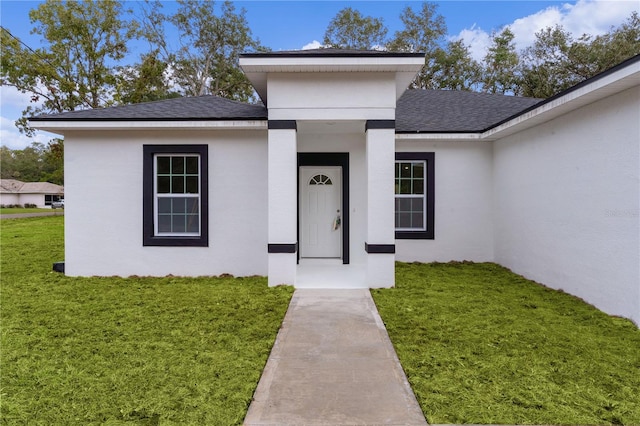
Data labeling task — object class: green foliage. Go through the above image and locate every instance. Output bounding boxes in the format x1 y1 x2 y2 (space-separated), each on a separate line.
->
141 0 266 101
520 12 640 98
387 3 447 89
482 28 521 95
431 40 482 91
372 262 640 425
0 0 139 136
115 49 181 104
0 140 63 184
0 216 294 424
323 7 388 50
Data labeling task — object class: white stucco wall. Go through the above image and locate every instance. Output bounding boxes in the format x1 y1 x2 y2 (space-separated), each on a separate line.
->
0 193 50 207
395 139 495 263
493 86 640 324
0 193 20 206
267 73 396 120
64 129 268 277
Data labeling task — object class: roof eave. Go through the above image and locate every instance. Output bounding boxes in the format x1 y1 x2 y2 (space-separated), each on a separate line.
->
29 119 268 134
483 55 640 140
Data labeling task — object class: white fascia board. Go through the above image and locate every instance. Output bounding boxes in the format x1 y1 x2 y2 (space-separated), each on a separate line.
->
239 56 425 72
30 120 268 135
482 60 640 141
396 133 482 141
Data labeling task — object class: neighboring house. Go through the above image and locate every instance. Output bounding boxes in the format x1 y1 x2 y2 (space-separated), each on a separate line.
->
30 50 639 325
0 179 64 207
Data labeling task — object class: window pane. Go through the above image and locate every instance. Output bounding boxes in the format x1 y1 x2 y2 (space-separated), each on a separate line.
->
400 180 411 194
395 163 400 178
398 212 411 228
173 198 187 213
172 176 184 193
414 179 424 195
157 176 171 193
412 212 424 228
413 163 424 178
186 198 199 214
411 198 424 212
400 163 412 178
186 214 199 233
398 198 412 212
172 157 184 174
158 215 171 233
157 157 170 174
172 215 186 233
158 198 172 213
186 176 198 194
395 213 401 228
186 157 198 174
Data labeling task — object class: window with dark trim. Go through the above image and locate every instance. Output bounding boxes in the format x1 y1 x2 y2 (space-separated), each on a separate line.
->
143 145 208 246
44 195 61 206
395 152 434 239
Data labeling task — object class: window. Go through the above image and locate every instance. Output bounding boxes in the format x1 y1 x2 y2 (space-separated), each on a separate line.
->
143 145 208 246
395 153 434 239
44 195 61 206
309 174 332 185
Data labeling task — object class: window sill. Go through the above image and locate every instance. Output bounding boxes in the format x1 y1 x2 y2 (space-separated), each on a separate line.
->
395 231 434 240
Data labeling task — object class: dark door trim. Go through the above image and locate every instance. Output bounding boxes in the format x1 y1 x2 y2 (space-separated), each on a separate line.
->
298 153 350 264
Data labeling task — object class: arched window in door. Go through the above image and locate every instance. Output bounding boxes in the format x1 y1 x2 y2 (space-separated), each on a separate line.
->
309 174 333 185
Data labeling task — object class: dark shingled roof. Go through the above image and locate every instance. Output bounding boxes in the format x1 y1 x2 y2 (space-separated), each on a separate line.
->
396 90 541 133
30 95 267 121
31 89 541 133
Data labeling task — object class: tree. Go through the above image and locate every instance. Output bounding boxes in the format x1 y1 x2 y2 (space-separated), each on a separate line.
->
141 0 266 101
386 2 447 89
323 7 388 50
0 0 139 136
115 50 180 104
0 141 64 185
518 25 575 98
431 40 482 91
481 27 520 95
519 12 640 98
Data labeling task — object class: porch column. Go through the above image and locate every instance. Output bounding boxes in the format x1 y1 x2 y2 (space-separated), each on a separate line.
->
267 120 298 286
365 120 396 288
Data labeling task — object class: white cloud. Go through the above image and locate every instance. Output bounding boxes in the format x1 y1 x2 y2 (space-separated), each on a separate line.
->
453 25 492 62
456 0 638 62
302 40 323 50
0 116 33 150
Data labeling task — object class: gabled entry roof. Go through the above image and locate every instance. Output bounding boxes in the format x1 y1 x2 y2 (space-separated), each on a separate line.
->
239 48 426 104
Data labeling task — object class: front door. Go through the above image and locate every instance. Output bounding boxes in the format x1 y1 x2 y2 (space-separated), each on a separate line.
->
299 166 342 258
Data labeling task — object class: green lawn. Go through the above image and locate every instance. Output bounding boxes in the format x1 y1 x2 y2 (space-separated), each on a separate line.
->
372 262 640 425
0 207 59 214
1 216 294 425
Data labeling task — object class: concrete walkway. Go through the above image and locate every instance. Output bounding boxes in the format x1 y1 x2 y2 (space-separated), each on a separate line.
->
244 289 427 426
0 211 64 219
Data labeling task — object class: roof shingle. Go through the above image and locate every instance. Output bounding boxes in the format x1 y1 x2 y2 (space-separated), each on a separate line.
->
31 90 541 133
396 90 541 133
30 96 267 122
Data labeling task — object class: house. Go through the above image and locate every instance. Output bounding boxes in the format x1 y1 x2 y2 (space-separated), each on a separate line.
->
0 179 64 208
30 50 639 325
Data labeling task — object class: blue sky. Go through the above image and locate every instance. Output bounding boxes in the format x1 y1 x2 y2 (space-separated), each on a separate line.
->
1 0 638 149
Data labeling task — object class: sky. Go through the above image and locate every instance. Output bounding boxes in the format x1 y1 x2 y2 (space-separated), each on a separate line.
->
1 0 638 150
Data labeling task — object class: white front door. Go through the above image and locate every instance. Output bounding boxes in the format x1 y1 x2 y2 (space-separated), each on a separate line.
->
300 167 342 258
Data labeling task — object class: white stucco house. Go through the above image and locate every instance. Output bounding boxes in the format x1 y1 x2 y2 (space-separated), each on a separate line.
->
0 179 64 207
31 50 639 324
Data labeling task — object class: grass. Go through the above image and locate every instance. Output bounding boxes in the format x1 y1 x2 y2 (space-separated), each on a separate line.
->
0 207 59 214
372 261 640 425
1 216 294 425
